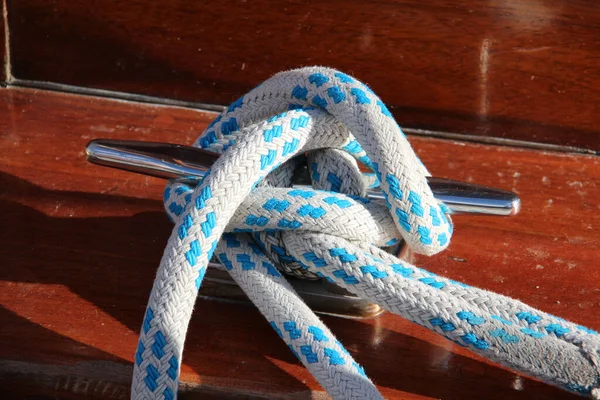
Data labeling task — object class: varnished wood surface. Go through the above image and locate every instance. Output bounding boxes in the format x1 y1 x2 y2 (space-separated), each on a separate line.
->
1 87 599 399
0 0 6 84
7 0 600 151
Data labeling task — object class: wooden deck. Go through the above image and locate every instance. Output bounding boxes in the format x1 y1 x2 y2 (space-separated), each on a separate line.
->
8 0 600 150
1 87 598 399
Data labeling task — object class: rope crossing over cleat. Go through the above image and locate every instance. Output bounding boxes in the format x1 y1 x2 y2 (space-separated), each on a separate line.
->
87 67 600 399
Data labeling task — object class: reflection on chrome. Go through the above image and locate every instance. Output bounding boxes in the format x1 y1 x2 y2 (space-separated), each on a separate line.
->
512 375 524 391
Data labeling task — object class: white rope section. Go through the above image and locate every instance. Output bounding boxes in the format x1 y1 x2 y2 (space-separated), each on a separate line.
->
132 67 600 399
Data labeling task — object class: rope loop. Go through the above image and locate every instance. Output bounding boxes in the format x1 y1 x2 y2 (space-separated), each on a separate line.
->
132 67 600 399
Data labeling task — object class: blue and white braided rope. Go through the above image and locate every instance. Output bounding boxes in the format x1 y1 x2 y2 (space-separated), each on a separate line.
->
132 67 600 399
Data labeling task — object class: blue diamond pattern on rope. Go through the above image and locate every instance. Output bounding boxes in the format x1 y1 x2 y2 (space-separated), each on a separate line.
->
327 86 346 104
236 254 255 270
408 191 424 217
332 269 359 284
327 172 342 192
219 253 233 270
246 214 269 227
195 186 212 210
360 265 388 279
300 345 319 363
221 117 239 134
521 328 546 339
267 111 287 122
334 72 354 83
145 364 159 391
457 311 486 326
516 312 542 324
350 88 371 104
546 324 570 337
228 96 244 113
263 125 283 142
297 205 326 218
143 308 154 334
283 321 302 340
461 333 489 350
303 251 327 267
323 348 345 365
278 219 302 229
151 331 167 358
391 264 414 277
135 342 145 365
292 85 308 100
430 317 456 332
308 326 329 342
491 328 520 344
282 138 300 156
308 73 329 87
385 174 403 200
262 261 281 277
323 196 352 208
288 189 315 198
311 162 321 182
419 277 445 289
312 95 328 109
167 356 178 380
329 248 357 263
290 115 310 130
263 198 291 212
260 149 277 170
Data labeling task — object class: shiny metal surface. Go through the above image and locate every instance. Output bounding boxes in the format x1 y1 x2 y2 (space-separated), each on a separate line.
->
86 139 217 182
86 139 520 216
364 179 520 216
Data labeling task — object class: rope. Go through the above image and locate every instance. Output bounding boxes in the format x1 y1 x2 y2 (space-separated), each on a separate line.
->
131 67 600 399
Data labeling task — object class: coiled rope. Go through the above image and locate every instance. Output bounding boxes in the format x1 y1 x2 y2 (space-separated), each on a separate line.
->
132 67 600 399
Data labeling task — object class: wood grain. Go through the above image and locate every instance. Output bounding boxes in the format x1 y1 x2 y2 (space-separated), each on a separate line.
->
1 87 599 399
0 0 6 84
7 0 600 150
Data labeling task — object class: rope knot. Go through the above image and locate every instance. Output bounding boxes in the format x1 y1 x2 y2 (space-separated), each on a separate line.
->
132 67 600 400
164 67 453 272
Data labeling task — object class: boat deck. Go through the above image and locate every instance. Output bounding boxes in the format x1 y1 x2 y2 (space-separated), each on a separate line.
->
1 87 599 399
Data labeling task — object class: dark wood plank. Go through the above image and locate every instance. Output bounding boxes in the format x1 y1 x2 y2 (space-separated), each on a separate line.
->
7 0 600 151
1 87 598 399
0 0 6 83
